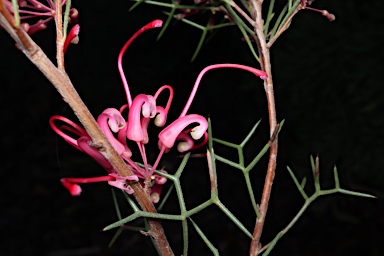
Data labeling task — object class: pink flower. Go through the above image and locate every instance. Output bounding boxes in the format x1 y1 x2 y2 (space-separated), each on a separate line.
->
50 19 267 203
63 24 80 53
158 114 208 149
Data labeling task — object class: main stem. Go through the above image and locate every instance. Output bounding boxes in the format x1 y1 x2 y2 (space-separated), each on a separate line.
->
249 1 278 255
0 3 173 256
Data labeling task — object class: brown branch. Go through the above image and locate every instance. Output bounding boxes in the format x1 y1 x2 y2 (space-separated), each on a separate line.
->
54 0 65 70
248 1 278 255
226 0 255 27
0 3 173 255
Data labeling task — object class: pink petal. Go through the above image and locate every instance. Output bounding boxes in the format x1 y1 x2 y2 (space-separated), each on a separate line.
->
127 94 156 142
108 173 139 194
97 108 126 155
49 115 88 151
158 114 208 149
175 132 194 152
63 24 80 54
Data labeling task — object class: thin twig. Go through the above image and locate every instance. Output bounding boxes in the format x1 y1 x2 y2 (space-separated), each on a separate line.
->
225 0 255 27
0 2 173 255
54 0 65 70
248 1 278 255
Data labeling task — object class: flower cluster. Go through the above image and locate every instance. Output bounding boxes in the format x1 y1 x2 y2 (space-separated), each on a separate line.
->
2 0 78 35
1 0 80 52
50 20 268 203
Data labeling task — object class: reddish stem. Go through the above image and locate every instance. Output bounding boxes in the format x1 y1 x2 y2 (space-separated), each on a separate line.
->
249 1 278 255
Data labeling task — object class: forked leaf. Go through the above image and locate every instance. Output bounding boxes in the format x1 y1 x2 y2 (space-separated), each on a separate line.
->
157 7 176 40
300 177 307 189
269 5 287 40
215 201 253 238
262 231 283 256
240 119 262 147
108 227 123 248
287 166 308 200
129 0 144 11
190 218 219 255
264 0 276 35
310 155 316 177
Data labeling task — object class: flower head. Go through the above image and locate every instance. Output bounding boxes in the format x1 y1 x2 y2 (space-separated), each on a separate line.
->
50 20 267 204
2 0 79 35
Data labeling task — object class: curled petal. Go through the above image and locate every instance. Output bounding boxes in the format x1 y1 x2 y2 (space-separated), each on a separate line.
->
143 95 156 118
127 94 156 142
154 85 174 114
98 108 126 132
119 104 129 115
153 85 174 127
116 126 133 158
154 106 167 127
108 173 139 194
175 132 194 152
97 108 126 155
158 114 208 149
173 129 208 152
183 128 208 151
49 115 88 150
63 24 80 54
154 171 167 185
192 131 208 150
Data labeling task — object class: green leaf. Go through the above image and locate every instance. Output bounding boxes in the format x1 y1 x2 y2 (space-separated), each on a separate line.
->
190 218 219 255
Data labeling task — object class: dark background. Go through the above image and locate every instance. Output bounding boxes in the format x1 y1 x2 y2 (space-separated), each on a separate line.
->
1 0 384 255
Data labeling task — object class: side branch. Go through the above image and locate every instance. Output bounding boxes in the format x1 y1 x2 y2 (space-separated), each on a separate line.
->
0 6 173 256
54 0 65 70
267 7 300 48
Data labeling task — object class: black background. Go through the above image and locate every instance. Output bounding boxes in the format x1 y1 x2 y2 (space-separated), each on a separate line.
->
1 0 384 255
